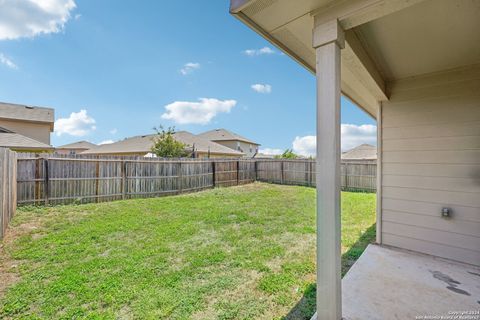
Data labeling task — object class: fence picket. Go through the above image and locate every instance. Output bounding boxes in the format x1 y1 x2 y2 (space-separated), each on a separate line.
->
0 148 17 240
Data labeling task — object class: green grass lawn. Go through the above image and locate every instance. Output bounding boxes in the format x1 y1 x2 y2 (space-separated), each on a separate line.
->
0 183 375 320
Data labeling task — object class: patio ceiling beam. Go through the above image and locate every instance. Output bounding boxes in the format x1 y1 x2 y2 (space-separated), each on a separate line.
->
342 30 388 102
312 18 344 320
312 0 428 30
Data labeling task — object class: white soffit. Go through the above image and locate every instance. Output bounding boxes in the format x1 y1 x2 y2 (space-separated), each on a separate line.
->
356 0 480 81
231 0 479 116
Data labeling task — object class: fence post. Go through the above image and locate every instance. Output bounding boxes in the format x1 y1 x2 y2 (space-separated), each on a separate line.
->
310 160 314 187
237 160 240 185
254 160 258 181
121 161 126 200
35 158 41 204
305 161 309 186
344 162 348 191
95 160 100 202
178 161 183 193
211 161 216 188
44 158 49 205
11 151 17 219
280 161 284 184
0 149 4 239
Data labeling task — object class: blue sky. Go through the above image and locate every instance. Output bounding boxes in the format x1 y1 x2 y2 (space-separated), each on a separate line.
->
0 1 376 156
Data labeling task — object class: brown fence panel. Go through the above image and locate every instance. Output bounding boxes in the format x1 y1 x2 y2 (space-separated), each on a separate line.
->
341 160 376 192
213 160 239 187
0 148 17 240
256 159 376 192
256 160 283 184
238 160 256 185
15 155 376 207
125 159 212 199
47 158 123 205
17 156 215 205
17 157 44 205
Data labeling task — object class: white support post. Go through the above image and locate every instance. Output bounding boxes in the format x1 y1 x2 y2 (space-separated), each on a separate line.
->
313 19 344 320
376 102 383 244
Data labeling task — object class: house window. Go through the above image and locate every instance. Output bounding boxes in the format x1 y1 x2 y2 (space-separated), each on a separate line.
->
237 141 241 151
249 144 252 153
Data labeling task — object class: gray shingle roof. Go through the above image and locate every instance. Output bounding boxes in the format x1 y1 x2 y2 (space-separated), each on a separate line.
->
81 131 244 156
198 128 259 145
57 141 97 150
0 132 54 151
341 144 377 160
0 102 54 125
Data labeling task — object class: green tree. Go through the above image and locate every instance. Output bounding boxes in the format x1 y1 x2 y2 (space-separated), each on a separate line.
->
274 149 299 159
151 126 190 158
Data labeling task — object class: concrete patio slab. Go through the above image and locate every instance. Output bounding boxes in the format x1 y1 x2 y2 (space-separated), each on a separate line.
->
342 244 480 320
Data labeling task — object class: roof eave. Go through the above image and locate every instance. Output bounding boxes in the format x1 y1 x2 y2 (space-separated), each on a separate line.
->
212 138 260 145
231 10 315 75
9 146 54 151
0 117 55 127
230 0 257 14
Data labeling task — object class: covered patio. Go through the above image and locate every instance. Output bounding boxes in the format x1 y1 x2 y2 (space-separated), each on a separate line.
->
230 0 480 319
342 244 480 320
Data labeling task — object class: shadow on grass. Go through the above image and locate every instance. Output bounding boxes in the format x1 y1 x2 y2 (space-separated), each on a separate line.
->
281 223 376 320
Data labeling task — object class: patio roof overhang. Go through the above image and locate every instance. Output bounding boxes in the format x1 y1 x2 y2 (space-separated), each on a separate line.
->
231 0 480 117
230 1 480 319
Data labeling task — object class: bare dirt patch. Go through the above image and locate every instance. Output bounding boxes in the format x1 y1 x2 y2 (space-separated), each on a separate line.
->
0 220 44 298
190 269 270 320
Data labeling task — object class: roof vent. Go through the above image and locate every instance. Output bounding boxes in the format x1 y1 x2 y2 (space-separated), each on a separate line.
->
244 0 276 16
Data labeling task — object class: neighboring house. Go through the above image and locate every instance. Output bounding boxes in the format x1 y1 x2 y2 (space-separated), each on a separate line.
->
231 1 480 319
198 128 260 158
0 126 53 152
81 131 244 158
56 141 97 155
0 102 54 152
341 144 376 161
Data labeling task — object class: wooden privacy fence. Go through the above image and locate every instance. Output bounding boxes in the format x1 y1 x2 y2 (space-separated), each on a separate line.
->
256 159 376 192
0 148 17 240
16 156 257 205
16 155 375 206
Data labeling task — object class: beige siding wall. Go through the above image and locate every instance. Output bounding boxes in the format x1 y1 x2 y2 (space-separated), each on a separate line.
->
381 66 480 266
0 119 51 144
214 140 258 158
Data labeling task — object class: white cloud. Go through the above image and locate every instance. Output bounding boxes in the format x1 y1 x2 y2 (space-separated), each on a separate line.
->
292 135 316 157
341 124 376 151
0 53 17 69
243 46 275 56
291 124 377 156
259 148 283 155
99 139 114 145
74 13 81 20
109 128 118 135
54 109 96 137
180 62 200 75
0 0 76 40
161 98 237 125
251 83 272 94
